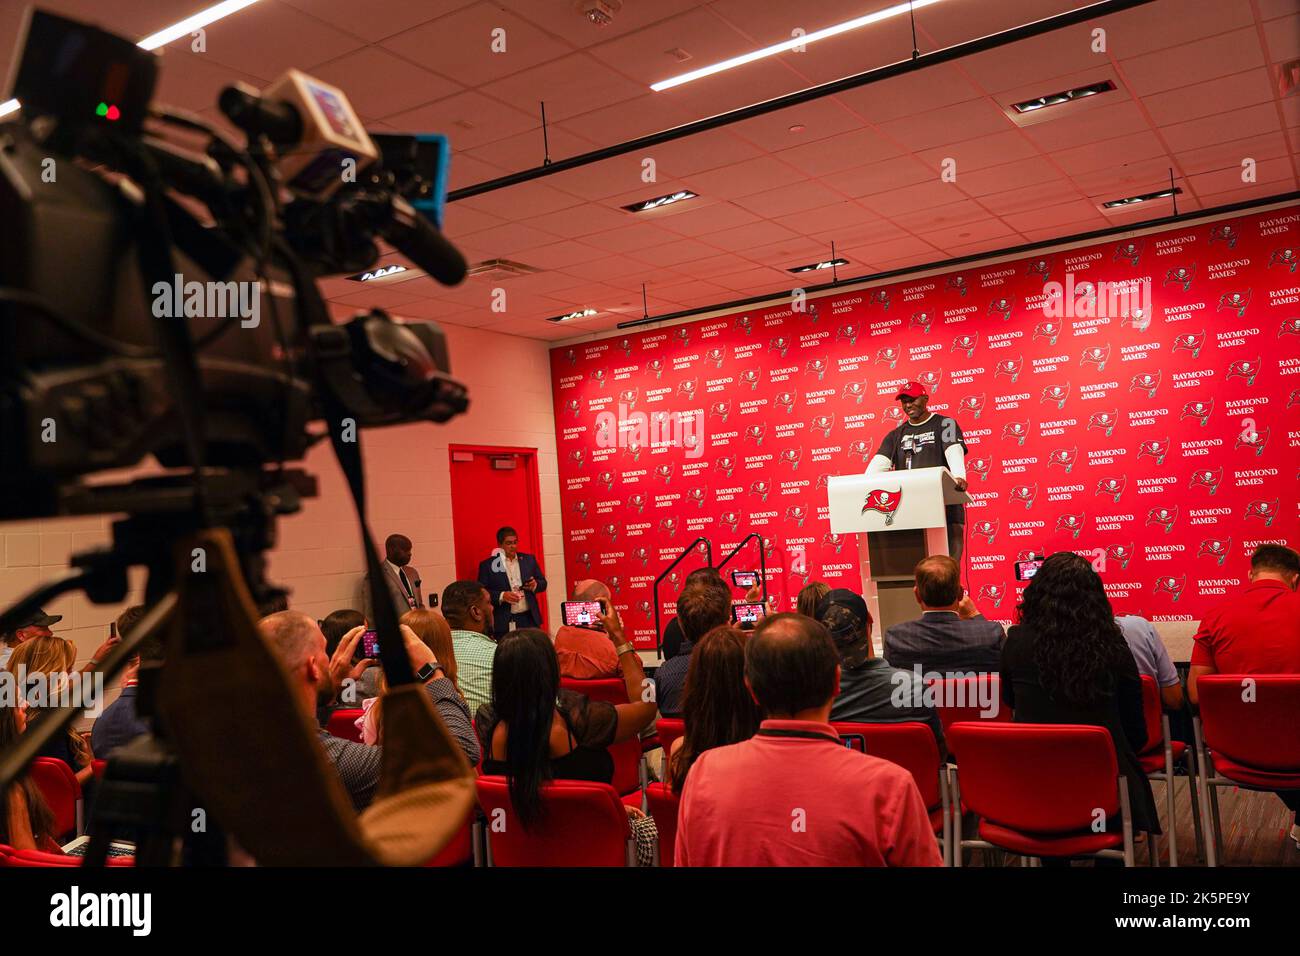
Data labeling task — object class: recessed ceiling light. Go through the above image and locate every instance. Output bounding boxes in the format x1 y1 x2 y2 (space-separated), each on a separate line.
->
346 264 420 282
650 0 945 91
1012 80 1116 114
547 307 599 323
788 257 849 274
622 189 698 213
1101 187 1182 209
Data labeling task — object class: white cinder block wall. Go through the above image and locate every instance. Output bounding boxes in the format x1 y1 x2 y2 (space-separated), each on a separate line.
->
0 323 566 671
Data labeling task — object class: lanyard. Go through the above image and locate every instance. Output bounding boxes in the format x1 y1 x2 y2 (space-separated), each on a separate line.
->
756 727 841 745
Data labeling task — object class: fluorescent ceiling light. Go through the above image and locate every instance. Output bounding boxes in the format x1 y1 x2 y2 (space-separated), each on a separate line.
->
346 264 421 282
650 0 945 92
621 189 698 212
1101 187 1181 209
547 308 599 323
1011 80 1115 114
0 1 263 118
789 257 848 274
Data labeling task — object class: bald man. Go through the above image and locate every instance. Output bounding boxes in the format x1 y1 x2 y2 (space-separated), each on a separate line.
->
363 534 423 623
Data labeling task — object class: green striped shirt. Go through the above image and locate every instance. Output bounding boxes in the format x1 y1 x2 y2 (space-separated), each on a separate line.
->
451 628 497 716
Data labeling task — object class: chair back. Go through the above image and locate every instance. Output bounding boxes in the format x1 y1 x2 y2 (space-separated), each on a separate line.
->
30 758 81 839
832 721 942 810
947 723 1119 833
559 678 641 795
559 677 628 705
929 675 1010 735
1138 674 1165 757
475 775 630 866
1198 675 1300 772
424 818 474 867
325 708 365 743
655 718 686 761
644 782 680 867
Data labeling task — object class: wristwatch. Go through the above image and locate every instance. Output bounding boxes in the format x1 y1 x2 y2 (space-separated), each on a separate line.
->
613 642 636 657
415 661 444 682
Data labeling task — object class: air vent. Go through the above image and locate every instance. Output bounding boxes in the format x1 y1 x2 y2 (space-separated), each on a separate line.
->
466 258 542 280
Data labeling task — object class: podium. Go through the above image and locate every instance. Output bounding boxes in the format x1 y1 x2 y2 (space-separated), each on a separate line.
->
827 467 970 638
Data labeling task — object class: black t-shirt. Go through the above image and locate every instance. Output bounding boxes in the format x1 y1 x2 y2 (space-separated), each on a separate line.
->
877 413 967 522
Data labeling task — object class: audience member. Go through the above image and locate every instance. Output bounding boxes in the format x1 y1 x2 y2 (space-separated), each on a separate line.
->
675 613 942 866
1001 552 1157 837
654 582 732 717
318 609 378 710
1117 615 1184 710
443 580 498 715
474 612 658 864
359 609 465 745
0 700 61 852
883 556 1003 676
90 605 162 759
668 625 760 794
795 581 830 619
0 608 61 670
553 580 620 679
258 611 478 812
815 589 944 754
660 567 727 660
5 636 94 787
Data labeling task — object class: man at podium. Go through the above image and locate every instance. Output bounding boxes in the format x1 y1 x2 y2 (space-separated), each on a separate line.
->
866 381 969 561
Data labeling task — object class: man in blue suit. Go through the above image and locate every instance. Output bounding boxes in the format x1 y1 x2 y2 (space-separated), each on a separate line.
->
477 526 547 638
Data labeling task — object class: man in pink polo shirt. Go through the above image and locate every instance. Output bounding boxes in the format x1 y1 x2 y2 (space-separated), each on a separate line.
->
553 580 620 679
675 613 942 867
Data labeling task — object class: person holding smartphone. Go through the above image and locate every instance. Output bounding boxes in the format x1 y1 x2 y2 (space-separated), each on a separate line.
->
477 526 547 637
554 580 620 679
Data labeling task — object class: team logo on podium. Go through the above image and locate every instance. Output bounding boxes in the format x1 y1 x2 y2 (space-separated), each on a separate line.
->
911 311 933 333
838 325 861 346
1269 247 1299 272
842 381 868 404
1225 357 1260 385
988 297 1014 321
1153 575 1185 602
706 347 725 368
968 457 991 480
973 519 998 544
1033 321 1062 346
779 448 801 470
1137 438 1170 466
994 356 1023 382
1087 409 1119 437
628 493 646 513
1009 484 1037 509
876 346 900 368
861 488 902 525
769 336 791 358
1171 330 1205 358
786 505 808 527
811 414 835 437
655 463 673 484
946 275 969 296
823 532 845 553
1281 317 1300 337
1096 476 1125 503
1145 506 1178 534
1197 538 1231 565
1189 468 1222 495
710 401 731 422
1209 223 1239 248
1180 399 1212 426
751 480 770 501
1244 499 1279 527
1234 426 1269 456
1105 543 1134 569
1056 513 1085 539
977 584 1006 608
959 394 985 419
1217 290 1250 318
1002 421 1029 445
716 456 736 478
1048 447 1077 473
952 333 979 357
1113 240 1143 267
686 487 707 509
848 440 874 462
1041 383 1071 409
1163 264 1195 292
1080 343 1110 370
1130 370 1161 398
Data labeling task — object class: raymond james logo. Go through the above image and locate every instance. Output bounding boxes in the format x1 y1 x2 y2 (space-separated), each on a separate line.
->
50 887 151 936
152 273 260 328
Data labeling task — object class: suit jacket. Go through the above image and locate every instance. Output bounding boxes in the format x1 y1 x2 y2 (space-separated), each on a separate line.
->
477 552 546 637
882 611 1004 676
363 561 422 623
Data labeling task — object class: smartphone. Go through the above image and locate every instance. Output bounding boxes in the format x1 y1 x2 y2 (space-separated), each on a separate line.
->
731 570 758 589
732 602 766 626
561 600 605 630
360 630 380 658
1015 556 1045 581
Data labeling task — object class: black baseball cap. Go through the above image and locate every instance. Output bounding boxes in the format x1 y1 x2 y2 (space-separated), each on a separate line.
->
814 588 873 667
13 608 61 629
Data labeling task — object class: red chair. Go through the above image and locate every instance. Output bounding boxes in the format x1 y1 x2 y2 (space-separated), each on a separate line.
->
928 675 1011 735
655 718 686 762
424 818 478 867
475 775 634 866
1193 675 1300 867
947 723 1136 866
91 759 108 782
559 678 646 808
834 721 951 865
1137 674 1202 866
30 758 82 840
325 708 365 743
644 782 680 867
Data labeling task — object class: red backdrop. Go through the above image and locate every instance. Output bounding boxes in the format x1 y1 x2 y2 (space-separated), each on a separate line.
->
551 205 1300 646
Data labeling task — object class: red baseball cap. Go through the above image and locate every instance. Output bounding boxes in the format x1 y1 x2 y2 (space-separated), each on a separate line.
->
896 381 929 399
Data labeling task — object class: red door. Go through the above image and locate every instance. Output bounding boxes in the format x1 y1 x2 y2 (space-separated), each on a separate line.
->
448 446 548 630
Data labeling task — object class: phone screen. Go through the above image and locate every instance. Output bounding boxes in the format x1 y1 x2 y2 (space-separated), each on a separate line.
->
731 570 758 588
732 602 765 626
1015 559 1044 581
360 630 380 658
562 601 604 629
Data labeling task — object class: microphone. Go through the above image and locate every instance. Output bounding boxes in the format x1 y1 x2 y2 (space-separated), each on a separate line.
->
382 196 468 286
218 82 301 146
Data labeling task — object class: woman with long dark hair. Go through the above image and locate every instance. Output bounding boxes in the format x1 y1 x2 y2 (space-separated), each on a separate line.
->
0 701 60 852
1001 551 1158 837
669 625 761 793
475 611 658 864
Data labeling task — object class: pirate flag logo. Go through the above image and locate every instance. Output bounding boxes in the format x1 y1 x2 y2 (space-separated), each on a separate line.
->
1105 544 1134 570
647 358 665 379
786 505 808 527
1217 290 1250 318
1189 467 1222 495
1225 357 1260 385
618 338 633 356
721 511 741 533
660 517 679 538
775 391 796 413
710 401 731 422
1290 388 1300 409
1056 512 1085 539
1234 426 1269 456
1096 476 1125 503
1080 343 1111 371
779 447 801 470
740 368 761 389
808 302 821 324
716 456 736 478
968 456 991 480
597 470 616 490
674 326 690 347
1279 317 1300 338
735 315 753 335
637 599 652 617
973 519 998 544
609 575 623 595
861 487 902 525
1180 399 1212 426
988 297 1014 322
668 571 681 592
1171 330 1205 358
655 463 674 484
911 311 933 333
1026 257 1052 280
745 424 766 445
1008 483 1037 509
1113 240 1143 267
1163 264 1195 292
591 368 607 388
838 325 861 346
633 547 650 568
628 493 646 513
913 371 941 398
769 336 790 358
1208 223 1239 248
706 347 725 368
677 378 698 401
751 480 771 502
810 414 834 438
1137 438 1170 466
619 387 639 408
1269 247 1299 273
848 439 874 462
952 333 979 357
1120 305 1149 331
869 289 891 310
1153 575 1186 602
823 532 845 553
625 441 644 462
1244 499 1279 527
573 499 589 519
946 275 969 297
807 359 828 380
569 449 586 470
1086 409 1119 437
576 551 592 571
977 584 1006 608
1145 505 1178 534
602 522 619 541
1002 421 1029 445
841 381 868 404
1130 370 1161 399
566 398 582 417
686 487 707 509
876 346 900 368
816 474 832 491
994 356 1023 382
1048 447 1077 473
1034 321 1062 346
882 405 905 425
960 394 986 419
1198 538 1231 565
1041 382 1071 409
